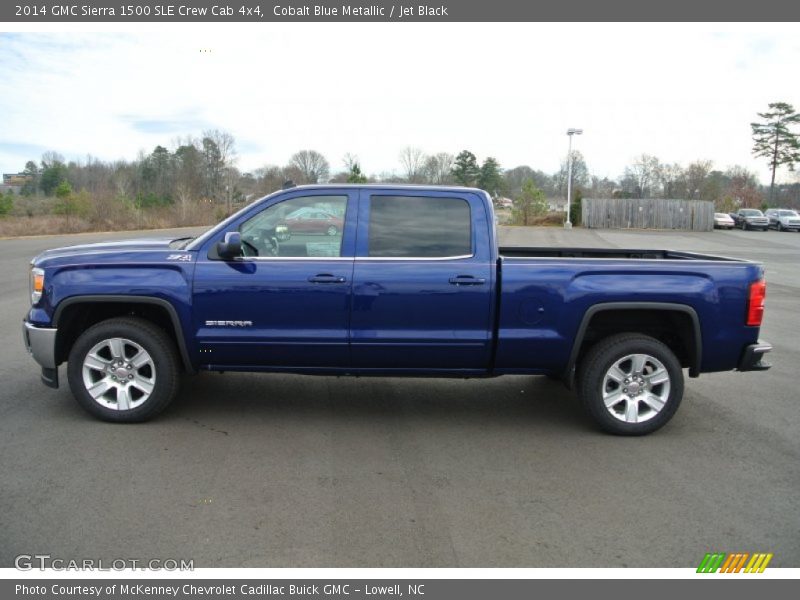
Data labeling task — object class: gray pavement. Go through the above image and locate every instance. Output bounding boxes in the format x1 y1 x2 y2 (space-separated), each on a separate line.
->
0 225 798 568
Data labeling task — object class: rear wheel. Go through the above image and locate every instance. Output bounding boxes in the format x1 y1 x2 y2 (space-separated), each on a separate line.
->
67 317 180 422
577 333 684 435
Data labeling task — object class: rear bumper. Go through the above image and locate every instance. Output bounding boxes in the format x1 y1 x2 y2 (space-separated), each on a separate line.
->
738 340 772 371
22 320 59 388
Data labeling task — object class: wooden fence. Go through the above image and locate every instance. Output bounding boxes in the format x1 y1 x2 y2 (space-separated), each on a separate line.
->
581 198 714 231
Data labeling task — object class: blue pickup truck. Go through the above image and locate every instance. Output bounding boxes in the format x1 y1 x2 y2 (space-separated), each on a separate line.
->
23 185 772 434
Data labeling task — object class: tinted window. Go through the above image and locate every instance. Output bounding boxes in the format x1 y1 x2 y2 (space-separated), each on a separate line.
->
239 195 347 258
368 195 472 258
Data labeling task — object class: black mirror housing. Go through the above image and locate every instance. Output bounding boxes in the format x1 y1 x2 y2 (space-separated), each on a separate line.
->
216 231 242 259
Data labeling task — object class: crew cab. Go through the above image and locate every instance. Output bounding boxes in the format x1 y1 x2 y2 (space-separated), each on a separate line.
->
22 185 772 435
730 208 769 231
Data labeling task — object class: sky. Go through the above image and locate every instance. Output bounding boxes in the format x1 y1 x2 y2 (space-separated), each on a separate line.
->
1 23 799 183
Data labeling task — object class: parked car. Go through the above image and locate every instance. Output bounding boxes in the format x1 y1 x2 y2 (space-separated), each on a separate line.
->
284 207 343 236
23 185 772 435
713 213 735 230
730 209 769 231
765 208 800 232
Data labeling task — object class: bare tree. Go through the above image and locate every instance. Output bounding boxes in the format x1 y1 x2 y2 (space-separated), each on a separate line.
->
684 160 713 199
289 150 330 184
202 129 237 168
623 154 661 198
399 146 426 183
658 163 684 198
555 151 590 195
342 153 359 172
423 152 454 184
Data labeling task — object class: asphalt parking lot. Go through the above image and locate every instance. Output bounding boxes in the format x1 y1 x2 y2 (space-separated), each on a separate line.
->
1 225 798 568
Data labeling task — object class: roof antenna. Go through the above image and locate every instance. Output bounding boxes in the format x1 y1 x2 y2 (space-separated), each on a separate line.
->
282 179 296 190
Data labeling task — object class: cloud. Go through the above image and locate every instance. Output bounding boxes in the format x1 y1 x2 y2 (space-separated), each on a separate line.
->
0 141 48 157
1 25 799 183
120 114 213 135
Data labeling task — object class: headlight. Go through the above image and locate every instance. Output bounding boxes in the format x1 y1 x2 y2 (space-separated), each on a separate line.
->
30 267 44 304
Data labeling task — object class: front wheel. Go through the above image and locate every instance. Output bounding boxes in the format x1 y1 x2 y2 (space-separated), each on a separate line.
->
67 317 181 422
577 333 684 435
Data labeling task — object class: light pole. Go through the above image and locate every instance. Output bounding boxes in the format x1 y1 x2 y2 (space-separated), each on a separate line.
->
564 128 583 229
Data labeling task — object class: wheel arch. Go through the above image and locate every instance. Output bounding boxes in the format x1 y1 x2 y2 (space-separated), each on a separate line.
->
564 302 702 384
52 295 194 373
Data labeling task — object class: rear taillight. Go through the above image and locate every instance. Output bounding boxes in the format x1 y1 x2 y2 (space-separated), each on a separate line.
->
746 279 766 326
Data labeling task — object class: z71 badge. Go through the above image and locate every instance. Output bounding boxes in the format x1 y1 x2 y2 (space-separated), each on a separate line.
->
166 253 192 261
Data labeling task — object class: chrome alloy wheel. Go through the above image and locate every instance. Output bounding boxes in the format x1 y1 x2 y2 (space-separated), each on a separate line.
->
601 353 671 424
81 337 156 411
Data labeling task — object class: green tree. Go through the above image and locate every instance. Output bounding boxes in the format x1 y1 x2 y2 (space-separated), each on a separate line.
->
40 160 68 196
346 163 368 183
451 150 480 187
0 190 13 216
570 190 583 226
513 179 547 225
751 102 800 203
21 160 39 196
477 157 503 197
53 182 88 228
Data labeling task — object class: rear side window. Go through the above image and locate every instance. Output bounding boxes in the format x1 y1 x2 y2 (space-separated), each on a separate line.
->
368 195 472 258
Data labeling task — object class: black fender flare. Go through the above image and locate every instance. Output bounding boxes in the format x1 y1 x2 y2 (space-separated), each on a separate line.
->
564 302 702 384
53 295 195 373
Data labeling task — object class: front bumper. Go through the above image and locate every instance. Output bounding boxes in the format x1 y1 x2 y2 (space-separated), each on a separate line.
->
22 320 59 388
738 340 772 371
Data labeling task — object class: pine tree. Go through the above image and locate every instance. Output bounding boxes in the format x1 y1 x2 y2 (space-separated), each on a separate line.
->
751 102 800 203
478 157 503 197
451 150 480 187
347 163 368 183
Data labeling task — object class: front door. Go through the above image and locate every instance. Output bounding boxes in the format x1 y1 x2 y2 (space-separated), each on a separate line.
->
192 191 356 368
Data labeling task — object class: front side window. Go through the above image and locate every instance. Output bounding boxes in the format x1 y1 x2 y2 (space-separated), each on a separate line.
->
240 195 347 257
368 195 472 258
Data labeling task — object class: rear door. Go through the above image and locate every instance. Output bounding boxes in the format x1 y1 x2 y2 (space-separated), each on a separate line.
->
349 190 494 372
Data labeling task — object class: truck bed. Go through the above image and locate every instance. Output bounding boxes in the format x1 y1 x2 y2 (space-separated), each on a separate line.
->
499 246 743 261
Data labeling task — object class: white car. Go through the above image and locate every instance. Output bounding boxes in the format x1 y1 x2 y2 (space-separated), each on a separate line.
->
765 208 800 232
713 212 735 230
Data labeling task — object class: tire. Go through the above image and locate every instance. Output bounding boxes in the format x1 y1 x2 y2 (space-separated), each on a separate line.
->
67 317 181 422
326 225 338 236
577 333 684 435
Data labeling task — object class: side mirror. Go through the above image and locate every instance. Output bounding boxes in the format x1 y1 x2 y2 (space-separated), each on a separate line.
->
216 231 242 260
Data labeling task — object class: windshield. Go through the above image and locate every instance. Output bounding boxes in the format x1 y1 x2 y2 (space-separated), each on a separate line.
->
741 209 762 216
779 210 798 217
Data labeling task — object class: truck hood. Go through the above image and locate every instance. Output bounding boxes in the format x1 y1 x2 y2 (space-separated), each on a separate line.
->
33 237 183 264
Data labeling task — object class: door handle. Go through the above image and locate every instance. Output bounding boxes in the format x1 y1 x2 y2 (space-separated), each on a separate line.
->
308 274 347 284
449 275 486 286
